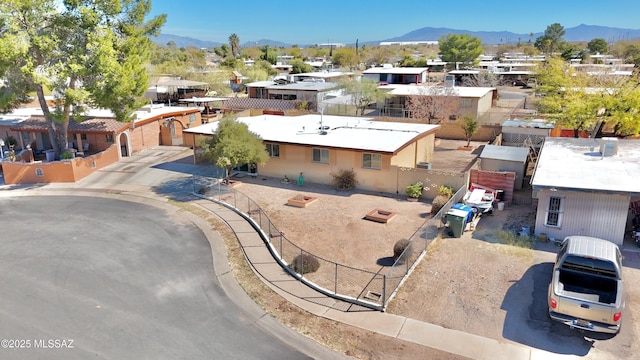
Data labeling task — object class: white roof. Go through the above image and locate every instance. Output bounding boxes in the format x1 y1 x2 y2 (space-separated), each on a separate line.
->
531 138 640 193
502 118 555 129
4 104 199 123
184 114 439 153
294 71 352 78
480 145 529 163
178 97 227 103
384 84 494 98
363 67 428 75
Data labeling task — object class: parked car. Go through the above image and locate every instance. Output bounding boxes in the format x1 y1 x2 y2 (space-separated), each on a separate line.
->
548 236 624 333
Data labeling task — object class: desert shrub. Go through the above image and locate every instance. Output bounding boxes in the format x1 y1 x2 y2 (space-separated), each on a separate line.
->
405 182 423 198
393 238 411 261
431 195 449 216
437 185 454 198
60 150 73 159
330 169 358 190
290 253 320 274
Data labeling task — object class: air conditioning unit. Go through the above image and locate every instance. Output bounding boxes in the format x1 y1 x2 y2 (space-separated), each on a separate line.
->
417 162 432 170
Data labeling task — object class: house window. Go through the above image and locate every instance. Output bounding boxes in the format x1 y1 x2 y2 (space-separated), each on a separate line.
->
362 153 381 170
266 143 280 158
312 148 329 164
460 98 472 108
22 132 30 144
80 134 87 140
106 134 114 143
256 88 266 99
545 196 564 227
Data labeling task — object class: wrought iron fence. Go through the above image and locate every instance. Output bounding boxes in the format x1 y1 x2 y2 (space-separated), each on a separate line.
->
192 174 466 311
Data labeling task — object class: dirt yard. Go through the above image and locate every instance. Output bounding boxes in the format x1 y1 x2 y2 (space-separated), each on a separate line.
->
229 176 640 359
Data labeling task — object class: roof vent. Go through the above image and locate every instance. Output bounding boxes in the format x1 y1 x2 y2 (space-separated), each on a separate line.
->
600 137 618 157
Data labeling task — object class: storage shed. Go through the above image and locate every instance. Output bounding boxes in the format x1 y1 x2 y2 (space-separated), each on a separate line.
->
501 118 555 148
479 145 529 189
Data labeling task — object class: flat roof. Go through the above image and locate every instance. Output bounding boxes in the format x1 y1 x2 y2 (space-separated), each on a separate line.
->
268 82 338 91
480 145 529 162
531 138 640 193
363 67 428 75
502 118 555 129
185 114 439 153
178 97 227 103
384 84 495 98
294 71 352 78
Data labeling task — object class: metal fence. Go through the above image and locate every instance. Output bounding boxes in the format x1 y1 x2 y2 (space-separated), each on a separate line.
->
192 174 466 311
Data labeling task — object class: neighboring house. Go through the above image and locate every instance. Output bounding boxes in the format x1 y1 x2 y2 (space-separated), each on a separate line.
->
184 114 441 194
1 103 201 184
245 80 342 108
378 84 496 121
145 78 209 104
362 66 429 85
479 145 529 190
531 137 640 246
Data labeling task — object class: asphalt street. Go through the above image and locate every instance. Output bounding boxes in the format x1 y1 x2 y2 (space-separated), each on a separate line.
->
0 195 312 360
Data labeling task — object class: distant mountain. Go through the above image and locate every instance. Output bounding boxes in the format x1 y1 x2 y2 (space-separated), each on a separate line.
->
153 24 640 49
564 24 640 42
151 34 221 49
384 24 640 45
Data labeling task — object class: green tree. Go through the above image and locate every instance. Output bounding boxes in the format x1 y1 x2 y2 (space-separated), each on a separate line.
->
339 77 386 116
438 34 483 69
536 56 601 137
534 23 566 54
214 44 231 58
260 45 277 64
200 117 269 183
459 115 478 147
587 38 608 54
289 58 313 74
332 47 359 70
0 0 165 157
229 33 240 57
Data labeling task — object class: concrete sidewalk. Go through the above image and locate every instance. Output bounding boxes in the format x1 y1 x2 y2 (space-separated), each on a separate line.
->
189 197 573 360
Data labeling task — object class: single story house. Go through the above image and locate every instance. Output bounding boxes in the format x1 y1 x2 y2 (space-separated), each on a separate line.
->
531 137 640 246
362 67 429 85
183 114 441 194
378 84 496 121
479 145 529 190
245 80 343 109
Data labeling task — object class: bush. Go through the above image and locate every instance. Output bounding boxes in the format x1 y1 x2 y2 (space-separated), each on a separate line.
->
437 185 454 198
405 182 423 198
431 195 449 216
290 253 320 274
393 239 411 261
330 169 358 190
60 150 73 159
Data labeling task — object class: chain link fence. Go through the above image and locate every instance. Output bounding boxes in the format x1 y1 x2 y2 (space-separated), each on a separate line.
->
192 173 466 311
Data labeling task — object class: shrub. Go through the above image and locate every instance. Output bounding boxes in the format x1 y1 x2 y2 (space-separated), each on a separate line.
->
431 195 450 216
437 185 454 198
60 150 73 159
290 253 320 274
393 239 411 262
330 169 358 190
405 182 423 198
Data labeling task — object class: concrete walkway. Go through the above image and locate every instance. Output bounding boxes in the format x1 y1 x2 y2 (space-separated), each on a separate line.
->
189 197 576 360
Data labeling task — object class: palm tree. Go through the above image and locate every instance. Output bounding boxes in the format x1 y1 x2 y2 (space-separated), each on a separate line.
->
229 33 240 57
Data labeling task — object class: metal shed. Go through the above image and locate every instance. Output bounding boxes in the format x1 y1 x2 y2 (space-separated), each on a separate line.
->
479 145 529 189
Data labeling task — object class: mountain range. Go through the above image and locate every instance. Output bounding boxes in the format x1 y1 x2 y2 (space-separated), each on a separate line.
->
152 24 640 49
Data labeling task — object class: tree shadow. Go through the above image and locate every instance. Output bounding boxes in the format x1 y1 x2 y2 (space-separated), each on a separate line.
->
501 262 615 355
376 257 395 267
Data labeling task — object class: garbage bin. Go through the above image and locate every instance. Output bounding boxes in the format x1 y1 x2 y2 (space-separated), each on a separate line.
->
446 204 473 238
45 149 56 162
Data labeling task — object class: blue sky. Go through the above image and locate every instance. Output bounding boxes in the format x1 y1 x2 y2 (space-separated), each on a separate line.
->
148 0 640 45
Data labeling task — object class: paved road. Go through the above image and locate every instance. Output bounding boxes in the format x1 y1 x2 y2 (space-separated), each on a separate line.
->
0 195 314 359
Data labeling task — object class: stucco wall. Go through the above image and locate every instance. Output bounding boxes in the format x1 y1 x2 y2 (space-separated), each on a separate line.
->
2 144 119 185
534 189 629 246
435 123 500 142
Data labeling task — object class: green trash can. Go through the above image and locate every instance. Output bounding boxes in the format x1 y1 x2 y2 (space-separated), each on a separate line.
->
446 208 468 238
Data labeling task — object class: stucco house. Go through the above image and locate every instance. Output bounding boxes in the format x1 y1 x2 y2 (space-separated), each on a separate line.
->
378 84 496 121
531 137 640 246
184 114 441 194
1 104 202 185
362 67 429 84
